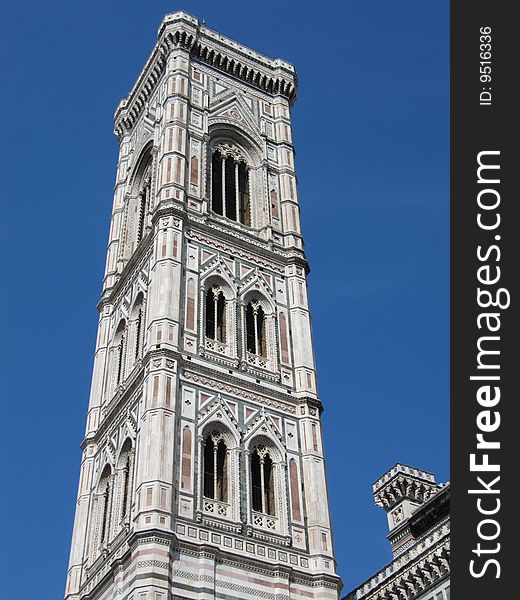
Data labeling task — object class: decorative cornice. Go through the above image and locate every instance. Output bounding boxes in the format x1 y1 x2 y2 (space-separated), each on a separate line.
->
114 11 297 139
373 463 441 512
82 347 325 448
344 520 450 600
99 203 309 312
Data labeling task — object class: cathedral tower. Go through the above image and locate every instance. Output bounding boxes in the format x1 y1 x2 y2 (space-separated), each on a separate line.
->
65 12 341 600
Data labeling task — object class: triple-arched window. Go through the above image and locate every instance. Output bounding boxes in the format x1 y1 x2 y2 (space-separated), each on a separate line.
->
211 147 250 226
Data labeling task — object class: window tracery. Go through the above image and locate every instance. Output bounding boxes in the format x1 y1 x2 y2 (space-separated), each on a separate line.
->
211 144 250 226
205 286 226 343
245 299 266 357
251 444 275 516
203 431 228 503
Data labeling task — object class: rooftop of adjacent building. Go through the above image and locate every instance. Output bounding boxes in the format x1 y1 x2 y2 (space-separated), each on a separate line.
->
342 465 450 600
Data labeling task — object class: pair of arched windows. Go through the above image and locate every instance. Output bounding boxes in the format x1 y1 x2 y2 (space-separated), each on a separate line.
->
211 148 251 226
202 435 275 517
93 440 134 556
108 295 145 397
204 288 267 358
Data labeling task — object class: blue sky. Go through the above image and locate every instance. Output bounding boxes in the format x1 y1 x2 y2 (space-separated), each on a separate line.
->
0 1 448 596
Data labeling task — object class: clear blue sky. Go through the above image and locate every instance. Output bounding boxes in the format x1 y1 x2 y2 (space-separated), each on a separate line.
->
0 1 448 596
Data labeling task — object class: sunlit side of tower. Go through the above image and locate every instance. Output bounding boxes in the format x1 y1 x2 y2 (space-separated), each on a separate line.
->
65 12 341 600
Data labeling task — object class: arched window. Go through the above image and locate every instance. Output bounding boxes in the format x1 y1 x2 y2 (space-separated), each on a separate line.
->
121 454 131 518
245 300 266 356
203 432 228 502
135 306 143 358
98 465 112 544
113 320 127 385
251 446 275 516
116 439 134 525
125 150 153 259
131 294 145 361
205 287 226 342
211 147 250 226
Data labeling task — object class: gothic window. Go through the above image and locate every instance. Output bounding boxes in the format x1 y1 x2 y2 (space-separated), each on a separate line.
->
136 179 150 246
131 293 145 361
211 147 250 226
251 446 275 516
125 149 153 259
121 455 131 518
205 287 226 342
117 439 134 523
114 320 127 385
245 300 266 356
98 465 112 545
203 432 228 502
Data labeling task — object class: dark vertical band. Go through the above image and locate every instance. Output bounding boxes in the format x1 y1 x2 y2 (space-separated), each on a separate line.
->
451 2 517 596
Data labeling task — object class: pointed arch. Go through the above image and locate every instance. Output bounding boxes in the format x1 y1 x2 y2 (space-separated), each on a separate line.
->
251 446 275 515
97 464 113 546
202 431 228 502
116 438 134 524
113 319 127 386
124 143 154 259
130 292 145 361
207 127 262 228
245 300 266 357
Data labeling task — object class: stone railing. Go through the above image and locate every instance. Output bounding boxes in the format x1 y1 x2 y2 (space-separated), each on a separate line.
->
252 510 277 531
204 337 227 355
203 498 230 519
348 519 450 600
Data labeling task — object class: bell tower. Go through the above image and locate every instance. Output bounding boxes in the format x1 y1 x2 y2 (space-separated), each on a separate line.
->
65 12 341 600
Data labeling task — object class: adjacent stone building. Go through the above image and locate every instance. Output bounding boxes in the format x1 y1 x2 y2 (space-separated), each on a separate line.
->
343 464 450 600
65 11 341 600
